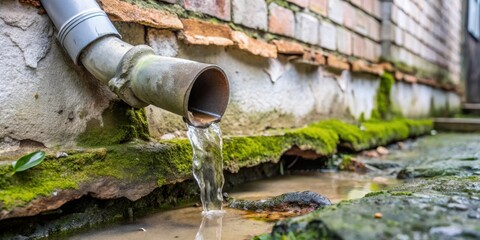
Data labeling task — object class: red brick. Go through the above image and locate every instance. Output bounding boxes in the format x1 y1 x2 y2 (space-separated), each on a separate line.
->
350 0 362 7
328 0 344 24
395 71 404 81
404 74 417 83
372 0 381 18
343 3 355 29
326 54 350 70
354 9 368 35
362 0 374 14
178 19 233 46
272 40 304 55
231 31 277 58
352 33 365 58
296 49 325 65
364 38 375 61
351 60 383 75
268 3 295 37
99 0 183 29
184 0 231 21
287 0 309 8
309 0 328 16
379 62 394 72
367 17 380 41
336 27 352 55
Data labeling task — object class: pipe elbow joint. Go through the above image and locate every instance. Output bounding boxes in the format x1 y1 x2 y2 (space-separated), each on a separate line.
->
40 0 230 127
109 45 230 127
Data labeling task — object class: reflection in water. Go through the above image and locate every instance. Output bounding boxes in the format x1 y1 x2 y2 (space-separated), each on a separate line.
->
195 211 224 240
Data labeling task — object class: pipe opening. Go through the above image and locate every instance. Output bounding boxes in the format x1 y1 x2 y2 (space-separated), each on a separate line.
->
187 67 229 127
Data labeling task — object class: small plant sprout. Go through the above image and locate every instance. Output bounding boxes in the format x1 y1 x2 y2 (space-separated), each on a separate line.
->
12 150 46 174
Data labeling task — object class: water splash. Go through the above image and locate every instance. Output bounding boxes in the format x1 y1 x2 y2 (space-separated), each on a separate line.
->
187 122 225 213
194 210 224 240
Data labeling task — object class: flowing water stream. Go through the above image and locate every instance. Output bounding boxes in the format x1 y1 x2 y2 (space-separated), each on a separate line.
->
186 122 225 213
186 122 225 239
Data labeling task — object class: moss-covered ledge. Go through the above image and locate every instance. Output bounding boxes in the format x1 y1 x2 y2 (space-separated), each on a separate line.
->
0 118 432 220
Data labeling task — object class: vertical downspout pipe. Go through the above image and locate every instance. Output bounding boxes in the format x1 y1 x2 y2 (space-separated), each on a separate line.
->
40 0 230 127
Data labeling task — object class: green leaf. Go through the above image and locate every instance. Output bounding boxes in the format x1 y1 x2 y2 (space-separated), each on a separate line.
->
12 150 46 173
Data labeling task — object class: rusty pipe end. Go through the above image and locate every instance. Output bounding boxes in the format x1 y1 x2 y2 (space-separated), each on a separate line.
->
184 66 230 127
117 49 230 128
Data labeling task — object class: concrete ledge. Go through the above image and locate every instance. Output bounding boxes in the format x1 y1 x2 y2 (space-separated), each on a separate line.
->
0 118 432 222
434 118 480 132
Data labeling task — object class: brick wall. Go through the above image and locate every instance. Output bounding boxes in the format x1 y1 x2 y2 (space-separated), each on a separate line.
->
144 0 461 89
25 0 463 90
382 0 463 85
178 0 383 62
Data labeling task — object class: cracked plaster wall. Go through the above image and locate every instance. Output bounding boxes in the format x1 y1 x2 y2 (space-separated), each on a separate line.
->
0 1 115 148
0 1 460 146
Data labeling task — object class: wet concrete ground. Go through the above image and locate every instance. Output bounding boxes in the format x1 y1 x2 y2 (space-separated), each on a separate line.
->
263 133 480 239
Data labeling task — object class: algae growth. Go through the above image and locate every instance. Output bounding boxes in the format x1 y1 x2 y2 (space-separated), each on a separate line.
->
77 102 150 146
371 72 395 120
0 118 432 214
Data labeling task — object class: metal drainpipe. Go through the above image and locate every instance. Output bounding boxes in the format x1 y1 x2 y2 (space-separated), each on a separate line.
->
39 0 230 127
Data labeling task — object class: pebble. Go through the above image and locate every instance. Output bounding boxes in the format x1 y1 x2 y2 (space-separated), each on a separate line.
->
372 176 389 184
363 150 380 158
447 203 469 211
160 133 176 140
56 152 68 158
429 226 462 236
374 212 383 219
376 146 389 155
467 211 480 219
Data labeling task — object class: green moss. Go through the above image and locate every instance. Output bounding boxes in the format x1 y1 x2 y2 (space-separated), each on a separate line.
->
401 119 433 137
223 136 285 172
393 61 416 74
311 120 366 149
77 102 149 147
338 155 353 171
371 72 395 120
390 191 412 196
364 190 388 197
266 0 291 9
0 118 433 212
0 150 107 209
285 127 339 156
309 118 429 151
123 0 190 18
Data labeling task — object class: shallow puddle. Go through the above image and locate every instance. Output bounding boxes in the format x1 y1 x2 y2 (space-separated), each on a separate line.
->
71 171 398 240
